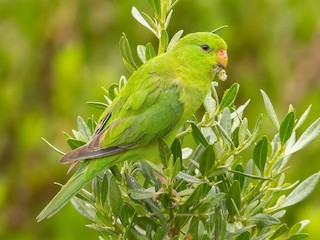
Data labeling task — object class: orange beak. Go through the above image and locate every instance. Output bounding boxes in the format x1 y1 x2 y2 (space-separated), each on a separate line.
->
217 49 228 68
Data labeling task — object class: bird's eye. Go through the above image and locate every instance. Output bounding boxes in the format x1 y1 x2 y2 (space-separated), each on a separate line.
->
201 44 211 52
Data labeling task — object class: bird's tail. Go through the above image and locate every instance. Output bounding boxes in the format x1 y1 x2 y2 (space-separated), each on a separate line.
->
36 156 119 222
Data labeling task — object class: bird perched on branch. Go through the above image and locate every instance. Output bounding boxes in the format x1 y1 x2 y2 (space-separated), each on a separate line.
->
37 32 228 221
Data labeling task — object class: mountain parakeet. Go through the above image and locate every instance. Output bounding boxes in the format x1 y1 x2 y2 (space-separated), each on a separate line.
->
37 32 228 221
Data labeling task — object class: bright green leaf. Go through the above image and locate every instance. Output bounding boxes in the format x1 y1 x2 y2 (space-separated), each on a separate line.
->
137 45 146 63
129 188 155 200
66 138 85 149
270 223 288 239
71 196 96 222
119 34 138 72
86 101 108 110
279 111 295 144
253 136 268 173
212 25 229 35
158 138 171 168
289 220 310 236
260 90 280 129
131 7 157 35
108 176 123 218
145 43 156 60
199 145 215 176
279 172 320 209
191 123 209 147
294 105 312 130
167 30 184 51
235 231 250 240
286 117 320 155
77 116 91 141
219 83 239 110
159 30 169 52
287 233 309 240
248 213 280 227
226 181 241 218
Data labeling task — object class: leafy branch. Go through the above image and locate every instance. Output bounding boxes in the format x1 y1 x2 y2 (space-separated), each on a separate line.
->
46 0 320 239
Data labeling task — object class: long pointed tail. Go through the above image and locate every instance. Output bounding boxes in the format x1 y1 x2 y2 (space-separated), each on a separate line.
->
36 156 118 221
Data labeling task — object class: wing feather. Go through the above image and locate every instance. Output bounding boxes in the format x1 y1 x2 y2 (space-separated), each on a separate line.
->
60 72 184 164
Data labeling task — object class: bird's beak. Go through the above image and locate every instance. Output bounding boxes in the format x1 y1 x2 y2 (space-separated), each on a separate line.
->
217 49 228 69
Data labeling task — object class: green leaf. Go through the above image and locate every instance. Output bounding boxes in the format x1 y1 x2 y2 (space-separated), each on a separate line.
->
219 83 239 110
279 172 320 209
153 228 166 240
287 233 309 240
146 0 161 17
232 127 240 147
137 45 146 63
260 90 280 129
131 7 157 35
129 188 155 200
158 138 171 168
108 175 123 218
289 220 310 236
270 223 288 239
167 30 184 51
235 231 250 240
214 207 227 240
66 138 85 149
184 183 211 206
86 101 108 110
177 172 201 183
238 118 248 145
139 161 157 184
220 107 232 137
41 138 64 155
170 138 182 162
119 34 138 72
172 157 181 179
191 123 209 147
87 117 96 134
253 136 268 173
240 114 262 153
279 111 295 144
108 83 120 100
77 116 92 141
145 42 156 61
199 145 215 176
100 174 108 207
153 0 161 17
160 30 169 52
203 89 217 115
92 177 100 205
285 117 320 155
212 25 229 35
226 181 241 218
119 204 133 227
248 213 280 227
86 224 117 236
234 164 244 189
294 105 312 130
145 160 165 176
71 196 96 222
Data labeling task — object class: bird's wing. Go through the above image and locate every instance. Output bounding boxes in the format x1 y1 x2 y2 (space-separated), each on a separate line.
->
60 73 184 163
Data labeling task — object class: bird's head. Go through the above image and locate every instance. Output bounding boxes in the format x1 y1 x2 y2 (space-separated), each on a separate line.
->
170 32 228 81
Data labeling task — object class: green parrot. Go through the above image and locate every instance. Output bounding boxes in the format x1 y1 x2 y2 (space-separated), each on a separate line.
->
37 32 228 221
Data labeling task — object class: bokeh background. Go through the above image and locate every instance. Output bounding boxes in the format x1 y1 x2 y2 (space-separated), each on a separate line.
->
1 0 319 239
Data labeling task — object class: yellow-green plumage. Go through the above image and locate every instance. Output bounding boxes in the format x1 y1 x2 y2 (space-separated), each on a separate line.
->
37 32 228 221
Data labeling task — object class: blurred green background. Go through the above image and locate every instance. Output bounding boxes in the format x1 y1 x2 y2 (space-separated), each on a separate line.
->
1 0 319 239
